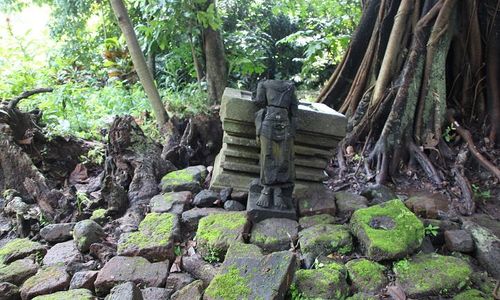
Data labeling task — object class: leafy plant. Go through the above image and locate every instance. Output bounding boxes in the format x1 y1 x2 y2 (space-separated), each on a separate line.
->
471 184 491 200
76 191 90 213
443 124 456 142
424 224 439 237
80 144 106 166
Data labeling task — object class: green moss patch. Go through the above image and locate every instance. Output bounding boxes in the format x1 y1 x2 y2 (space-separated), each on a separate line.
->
0 238 46 264
117 212 178 261
32 288 94 300
346 293 378 300
196 212 248 261
394 253 473 298
299 214 336 229
160 166 206 192
349 199 424 261
204 266 251 300
299 224 353 257
346 258 387 293
295 262 349 299
453 289 492 300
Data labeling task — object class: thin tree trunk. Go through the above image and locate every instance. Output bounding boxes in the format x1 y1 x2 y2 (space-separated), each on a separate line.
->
110 0 169 126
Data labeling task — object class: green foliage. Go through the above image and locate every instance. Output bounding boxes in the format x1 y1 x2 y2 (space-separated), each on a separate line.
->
424 224 440 237
471 184 491 200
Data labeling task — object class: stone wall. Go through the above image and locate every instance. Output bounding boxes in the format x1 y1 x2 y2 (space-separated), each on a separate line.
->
210 88 347 192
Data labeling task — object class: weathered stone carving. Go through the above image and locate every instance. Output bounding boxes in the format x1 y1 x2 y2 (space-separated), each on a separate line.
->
253 80 298 210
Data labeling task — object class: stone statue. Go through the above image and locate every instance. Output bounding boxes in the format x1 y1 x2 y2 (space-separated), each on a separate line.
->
253 80 298 210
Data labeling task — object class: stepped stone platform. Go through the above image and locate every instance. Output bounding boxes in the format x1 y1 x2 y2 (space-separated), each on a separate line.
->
210 88 347 192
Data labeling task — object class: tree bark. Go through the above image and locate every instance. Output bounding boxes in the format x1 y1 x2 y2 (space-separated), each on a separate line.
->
110 0 169 126
202 1 228 104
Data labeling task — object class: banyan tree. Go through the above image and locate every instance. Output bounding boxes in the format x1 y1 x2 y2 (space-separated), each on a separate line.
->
318 0 500 214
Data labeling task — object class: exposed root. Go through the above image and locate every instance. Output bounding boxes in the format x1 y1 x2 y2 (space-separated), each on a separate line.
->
451 147 475 215
408 141 443 184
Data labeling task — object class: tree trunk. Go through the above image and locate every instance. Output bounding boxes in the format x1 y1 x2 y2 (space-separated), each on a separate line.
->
110 0 169 126
319 0 500 215
202 0 228 104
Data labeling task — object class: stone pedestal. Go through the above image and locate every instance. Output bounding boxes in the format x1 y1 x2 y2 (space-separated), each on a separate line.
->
246 180 297 222
210 88 347 193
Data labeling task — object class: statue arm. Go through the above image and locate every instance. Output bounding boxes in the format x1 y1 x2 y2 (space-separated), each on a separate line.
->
255 82 267 108
290 88 299 136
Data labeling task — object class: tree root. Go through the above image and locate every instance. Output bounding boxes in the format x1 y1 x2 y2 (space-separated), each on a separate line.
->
448 112 500 181
6 87 53 109
451 147 475 215
408 141 443 184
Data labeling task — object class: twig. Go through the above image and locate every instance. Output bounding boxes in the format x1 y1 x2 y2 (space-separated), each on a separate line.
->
448 113 500 181
8 88 53 110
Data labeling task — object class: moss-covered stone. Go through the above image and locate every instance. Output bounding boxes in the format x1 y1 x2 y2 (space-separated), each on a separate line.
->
161 166 206 193
196 212 248 261
90 209 107 225
204 242 296 300
0 258 38 285
299 214 337 229
150 191 191 215
394 253 473 298
349 199 424 261
32 288 95 300
0 238 46 264
346 258 387 294
294 262 349 300
204 266 250 300
453 289 492 300
299 224 353 257
118 212 178 262
20 266 70 299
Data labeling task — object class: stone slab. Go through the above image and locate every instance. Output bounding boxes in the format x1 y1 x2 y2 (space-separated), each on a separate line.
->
220 88 347 138
247 185 297 223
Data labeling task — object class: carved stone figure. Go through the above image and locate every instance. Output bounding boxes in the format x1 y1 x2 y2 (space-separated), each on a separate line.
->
254 80 298 210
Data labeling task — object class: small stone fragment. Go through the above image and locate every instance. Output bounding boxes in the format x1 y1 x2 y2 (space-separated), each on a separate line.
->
250 218 298 252
105 282 143 300
0 238 46 264
229 191 247 203
193 190 218 208
181 256 217 287
361 184 397 205
394 253 472 297
349 199 424 261
294 262 349 300
141 287 173 300
299 214 336 229
346 258 387 294
117 213 179 262
32 289 95 300
0 258 38 285
219 188 232 203
94 256 169 295
444 230 474 253
405 193 449 219
0 282 20 300
40 223 75 243
165 273 194 291
69 271 98 290
20 266 70 299
295 184 337 216
150 192 191 215
195 212 249 262
161 166 207 193
299 224 353 257
335 191 368 218
72 220 105 253
171 280 204 300
223 200 245 211
43 240 83 267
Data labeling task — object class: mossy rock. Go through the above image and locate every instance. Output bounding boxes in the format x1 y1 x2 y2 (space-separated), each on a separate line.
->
0 258 38 285
117 212 179 262
32 288 95 300
0 238 46 264
90 209 107 224
299 224 353 257
294 262 349 300
196 212 249 262
20 266 70 299
346 258 387 294
204 242 296 300
349 199 424 261
393 253 473 298
150 191 191 215
161 166 206 193
346 293 378 300
250 218 298 252
299 214 337 229
453 289 493 300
